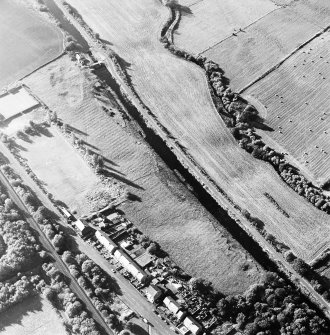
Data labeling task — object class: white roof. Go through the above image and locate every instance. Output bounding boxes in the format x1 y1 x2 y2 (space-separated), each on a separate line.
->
163 296 181 314
95 230 117 252
114 249 148 282
183 316 202 335
107 212 120 221
74 219 87 232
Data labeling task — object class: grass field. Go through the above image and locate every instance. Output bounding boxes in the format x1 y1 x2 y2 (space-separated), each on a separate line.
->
13 124 101 214
24 54 263 295
0 0 63 89
175 0 277 54
200 0 330 91
0 294 67 335
62 0 330 264
245 31 330 186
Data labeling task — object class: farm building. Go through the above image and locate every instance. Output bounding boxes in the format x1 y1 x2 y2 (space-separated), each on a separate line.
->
183 316 203 335
59 206 74 220
0 86 39 122
107 212 121 223
73 219 95 237
163 296 186 321
95 230 118 254
113 249 149 283
135 252 154 268
145 284 163 303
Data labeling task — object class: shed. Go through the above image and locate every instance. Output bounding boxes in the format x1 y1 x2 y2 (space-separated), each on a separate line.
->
73 219 95 237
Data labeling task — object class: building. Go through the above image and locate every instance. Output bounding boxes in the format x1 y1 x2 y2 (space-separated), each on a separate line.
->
95 230 118 255
135 252 153 268
59 206 74 220
183 316 203 335
107 212 121 223
163 296 187 321
73 219 95 237
145 284 163 303
113 249 149 284
177 324 190 335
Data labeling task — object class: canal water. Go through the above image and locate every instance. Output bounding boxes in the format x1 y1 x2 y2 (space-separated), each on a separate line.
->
44 0 89 52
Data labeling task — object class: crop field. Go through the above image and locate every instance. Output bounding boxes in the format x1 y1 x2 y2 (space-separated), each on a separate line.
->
0 0 63 89
245 31 330 186
24 54 263 295
63 0 330 265
203 6 322 91
0 295 67 335
175 0 277 55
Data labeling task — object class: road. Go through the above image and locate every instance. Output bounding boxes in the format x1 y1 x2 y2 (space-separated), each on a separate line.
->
76 238 177 335
54 0 330 319
0 167 114 335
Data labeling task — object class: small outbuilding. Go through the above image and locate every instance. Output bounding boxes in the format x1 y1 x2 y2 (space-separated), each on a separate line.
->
183 316 203 335
145 284 163 303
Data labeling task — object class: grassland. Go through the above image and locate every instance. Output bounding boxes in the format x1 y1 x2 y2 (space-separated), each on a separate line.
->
23 54 263 295
245 31 330 186
62 0 330 264
0 0 63 89
0 295 67 335
198 0 330 92
175 0 277 54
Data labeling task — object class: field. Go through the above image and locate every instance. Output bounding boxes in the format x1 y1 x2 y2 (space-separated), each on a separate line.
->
0 0 63 89
0 295 67 335
63 0 330 264
202 4 324 91
24 54 263 295
12 121 102 214
175 0 277 54
245 31 330 186
0 87 39 121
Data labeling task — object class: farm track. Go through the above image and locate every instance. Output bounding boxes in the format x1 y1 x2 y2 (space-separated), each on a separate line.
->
0 150 113 335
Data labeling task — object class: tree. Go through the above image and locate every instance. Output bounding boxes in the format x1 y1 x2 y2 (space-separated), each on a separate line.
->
292 258 309 276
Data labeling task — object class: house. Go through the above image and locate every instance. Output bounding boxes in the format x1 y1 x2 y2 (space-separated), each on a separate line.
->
183 316 203 335
95 230 118 255
145 284 163 303
113 249 149 283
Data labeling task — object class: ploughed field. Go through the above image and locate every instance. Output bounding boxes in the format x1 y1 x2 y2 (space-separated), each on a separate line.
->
0 0 63 89
64 0 330 264
24 55 263 295
245 31 330 186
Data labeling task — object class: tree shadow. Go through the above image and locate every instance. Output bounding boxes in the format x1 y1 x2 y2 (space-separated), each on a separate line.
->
101 170 145 190
129 324 149 335
0 294 43 332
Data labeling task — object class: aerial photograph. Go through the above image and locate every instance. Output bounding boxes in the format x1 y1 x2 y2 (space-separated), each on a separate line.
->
0 0 329 334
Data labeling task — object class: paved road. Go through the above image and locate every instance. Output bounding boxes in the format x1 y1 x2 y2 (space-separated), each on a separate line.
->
0 167 114 335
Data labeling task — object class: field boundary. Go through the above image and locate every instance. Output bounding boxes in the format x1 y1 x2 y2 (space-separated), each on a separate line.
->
239 26 330 93
198 7 281 55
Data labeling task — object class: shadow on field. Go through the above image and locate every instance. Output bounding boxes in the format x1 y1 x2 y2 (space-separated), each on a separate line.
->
129 324 149 335
0 294 43 332
102 169 145 190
